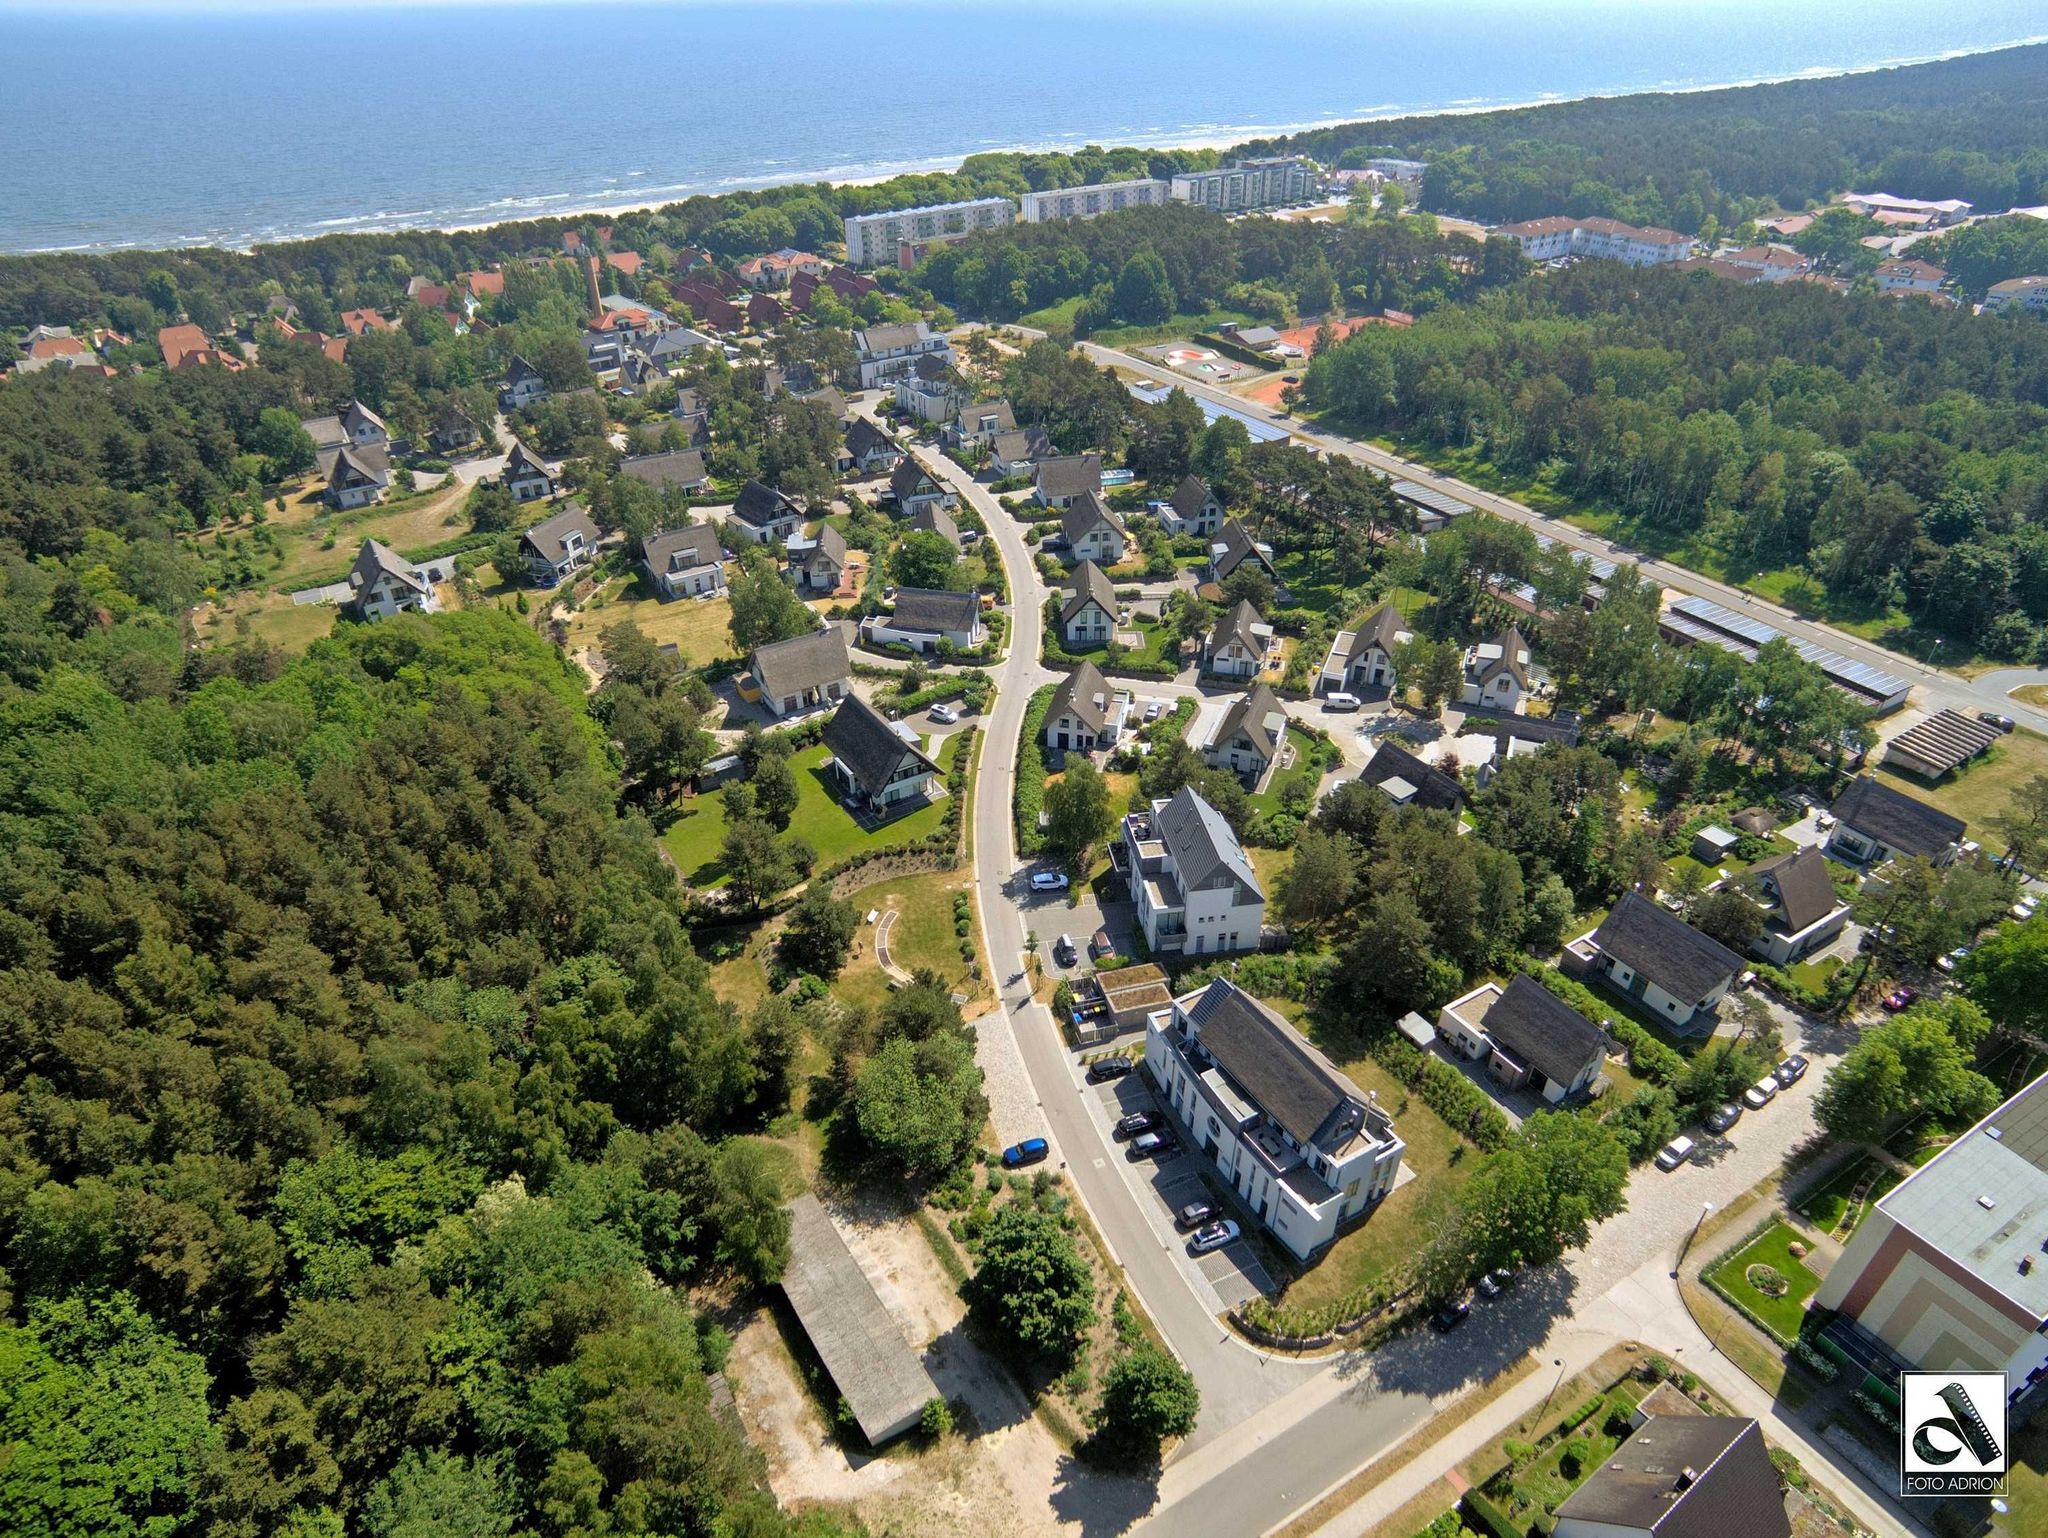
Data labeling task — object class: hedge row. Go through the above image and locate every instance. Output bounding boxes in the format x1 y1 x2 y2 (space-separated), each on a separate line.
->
1368 1031 1512 1151
1533 967 1683 1085
1015 685 1057 858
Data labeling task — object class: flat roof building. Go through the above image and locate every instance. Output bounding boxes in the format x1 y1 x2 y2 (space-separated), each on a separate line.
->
844 196 1016 268
1171 157 1316 214
1020 178 1172 223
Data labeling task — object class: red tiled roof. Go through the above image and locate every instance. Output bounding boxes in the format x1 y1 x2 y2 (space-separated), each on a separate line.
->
26 336 88 359
157 323 211 368
459 270 505 297
606 250 644 275
340 309 393 335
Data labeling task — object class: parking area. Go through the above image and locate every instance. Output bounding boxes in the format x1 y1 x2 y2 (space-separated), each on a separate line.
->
1084 1071 1277 1310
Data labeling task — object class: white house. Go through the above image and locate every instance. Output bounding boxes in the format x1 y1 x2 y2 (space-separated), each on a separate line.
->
728 479 806 546
323 444 389 510
500 354 547 408
1435 975 1609 1105
1044 659 1128 753
1206 518 1277 587
749 627 852 719
823 695 941 812
893 355 964 423
888 459 956 520
1144 978 1405 1260
991 427 1053 478
1121 785 1265 956
303 398 390 454
862 588 984 654
948 399 1017 448
1744 846 1852 965
641 524 726 599
1564 891 1743 1035
345 538 438 621
843 417 903 475
619 448 711 496
1985 275 2048 317
1826 775 1967 866
502 439 555 503
1458 626 1532 712
1059 491 1128 566
1034 454 1103 510
1202 600 1272 680
1319 603 1409 694
787 521 849 595
1492 215 1697 266
1198 682 1287 789
518 501 601 586
852 320 952 388
1157 474 1224 537
1874 257 1947 295
1060 559 1118 649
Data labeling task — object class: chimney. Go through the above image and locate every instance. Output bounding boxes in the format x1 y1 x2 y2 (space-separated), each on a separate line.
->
585 255 603 320
1675 1467 1698 1491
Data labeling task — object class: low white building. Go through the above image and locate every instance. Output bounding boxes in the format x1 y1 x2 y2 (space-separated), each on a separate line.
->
1986 275 2048 317
345 538 439 621
1319 603 1408 694
1044 658 1128 753
1202 600 1272 680
823 695 941 812
1145 978 1405 1260
502 439 555 503
1059 559 1118 649
1874 257 1946 295
1197 682 1287 790
1744 846 1852 966
1435 975 1609 1105
1564 891 1743 1035
1121 786 1265 957
862 588 984 654
1492 215 1697 266
1457 626 1532 713
1156 474 1225 537
641 524 726 600
1060 491 1128 567
853 320 952 389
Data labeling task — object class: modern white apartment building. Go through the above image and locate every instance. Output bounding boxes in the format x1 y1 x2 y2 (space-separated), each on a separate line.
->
1119 786 1265 956
1020 178 1172 223
1145 978 1405 1259
1170 157 1316 214
1985 275 2048 317
843 197 1016 268
1493 215 1698 266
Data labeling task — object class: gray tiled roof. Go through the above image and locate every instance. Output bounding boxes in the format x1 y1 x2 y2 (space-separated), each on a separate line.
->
854 320 929 355
1059 489 1127 547
751 626 849 700
1050 659 1115 735
1748 845 1840 933
733 478 802 528
1830 775 1966 857
1186 979 1362 1147
642 523 723 575
1592 892 1744 1004
824 694 937 799
807 521 848 568
888 588 979 635
1155 785 1261 903
520 502 600 562
1036 453 1102 500
619 449 707 489
1061 560 1116 627
908 504 961 548
1361 739 1463 812
1482 975 1607 1089
1553 1416 1788 1538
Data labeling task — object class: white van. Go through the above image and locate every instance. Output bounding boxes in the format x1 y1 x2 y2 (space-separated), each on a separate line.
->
1655 1135 1696 1171
1742 1075 1780 1110
1324 692 1362 713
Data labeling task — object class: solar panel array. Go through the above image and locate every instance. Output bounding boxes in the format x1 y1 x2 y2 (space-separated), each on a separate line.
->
1126 382 1292 443
1388 479 1475 519
1665 595 1910 710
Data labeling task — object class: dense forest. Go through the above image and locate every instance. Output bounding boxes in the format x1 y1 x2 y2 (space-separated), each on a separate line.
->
1250 42 2048 229
1301 261 2048 656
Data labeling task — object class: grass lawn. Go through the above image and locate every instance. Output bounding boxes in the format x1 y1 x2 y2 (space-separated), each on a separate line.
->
662 734 963 888
1706 1219 1822 1342
1795 1157 1902 1239
1788 953 1843 994
832 867 986 1014
1497 1387 1642 1520
1272 550 1352 616
562 576 740 665
1275 1038 1478 1311
1247 727 1323 820
1248 844 1295 899
1875 728 2048 857
267 482 475 590
193 589 341 655
1995 1415 2048 1538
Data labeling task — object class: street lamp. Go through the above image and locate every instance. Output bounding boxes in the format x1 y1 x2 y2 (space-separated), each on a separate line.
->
1673 1200 1713 1278
1535 1356 1568 1430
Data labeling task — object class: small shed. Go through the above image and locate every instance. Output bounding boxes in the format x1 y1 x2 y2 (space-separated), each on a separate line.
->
1396 1011 1436 1050
1691 825 1740 865
1092 963 1174 1034
1730 806 1777 836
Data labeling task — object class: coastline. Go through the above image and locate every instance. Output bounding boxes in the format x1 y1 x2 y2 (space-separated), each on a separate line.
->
14 30 2047 258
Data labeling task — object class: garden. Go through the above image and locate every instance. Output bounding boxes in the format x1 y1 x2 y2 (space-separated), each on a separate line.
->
1795 1156 1902 1240
1704 1219 1823 1343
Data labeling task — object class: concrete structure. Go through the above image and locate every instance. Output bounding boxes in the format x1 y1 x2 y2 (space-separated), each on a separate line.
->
1121 786 1265 956
1827 775 1966 866
863 588 984 654
1144 978 1405 1259
518 501 600 586
1044 658 1128 753
1743 846 1851 966
1059 560 1118 649
344 538 438 621
1020 178 1172 222
1566 891 1742 1034
1458 626 1532 713
1090 962 1173 1033
1814 1069 2048 1406
781 1194 940 1445
1883 708 2001 781
1203 600 1272 680
823 695 940 811
749 627 851 718
1552 1414 1789 1538
843 196 1015 268
852 320 952 389
1436 975 1609 1104
1319 603 1409 694
1492 215 1698 266
1985 275 2048 317
641 524 726 600
1170 157 1316 214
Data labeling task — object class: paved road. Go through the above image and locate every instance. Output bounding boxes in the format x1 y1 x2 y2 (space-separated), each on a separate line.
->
1078 340 2048 733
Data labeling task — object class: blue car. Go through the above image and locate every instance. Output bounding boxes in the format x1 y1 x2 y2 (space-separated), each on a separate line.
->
1002 1138 1049 1169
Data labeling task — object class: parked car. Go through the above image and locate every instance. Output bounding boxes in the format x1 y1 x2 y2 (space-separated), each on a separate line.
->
1089 928 1113 959
1129 1130 1176 1158
1144 700 1164 722
1029 871 1069 892
1705 1103 1743 1134
1475 1269 1514 1299
1085 1056 1133 1084
1054 932 1077 966
1979 711 2017 733
1430 1299 1472 1332
1936 947 1971 974
2013 896 2039 921
1882 985 1919 1012
1743 1076 1781 1110
1324 692 1362 712
1774 1055 1809 1087
929 703 960 724
1281 374 1301 384
1188 1220 1241 1254
1176 1200 1219 1230
1655 1135 1697 1171
1001 1138 1049 1169
1114 1111 1161 1140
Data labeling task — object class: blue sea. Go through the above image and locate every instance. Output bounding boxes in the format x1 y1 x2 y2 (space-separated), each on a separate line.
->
0 0 2043 254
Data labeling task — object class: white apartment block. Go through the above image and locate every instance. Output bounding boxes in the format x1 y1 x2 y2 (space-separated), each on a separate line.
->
1493 215 1698 267
1020 178 1172 223
843 197 1016 268
1986 275 2048 317
1120 786 1265 956
1170 157 1316 214
1145 978 1405 1259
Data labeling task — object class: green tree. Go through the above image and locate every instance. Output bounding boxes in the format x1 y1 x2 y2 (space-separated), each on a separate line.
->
892 530 960 591
753 744 800 831
361 1451 516 1538
1112 245 1176 326
251 407 318 478
1088 1344 1199 1467
850 1033 986 1179
1960 914 2048 1035
721 818 802 910
709 1138 792 1284
1044 756 1114 867
1276 825 1358 933
727 548 818 651
1457 1112 1630 1276
966 1201 1096 1363
465 481 519 534
778 881 860 979
1814 1002 1997 1144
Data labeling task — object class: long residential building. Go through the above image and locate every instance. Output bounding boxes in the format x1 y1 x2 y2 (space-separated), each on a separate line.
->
1492 215 1698 266
1144 977 1405 1259
843 196 1016 268
1170 157 1316 214
1985 275 2048 317
1020 178 1172 223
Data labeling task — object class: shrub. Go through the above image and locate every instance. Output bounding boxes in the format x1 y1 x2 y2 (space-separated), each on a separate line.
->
920 1396 954 1438
1746 1263 1790 1298
1015 685 1057 856
1792 1339 1840 1381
